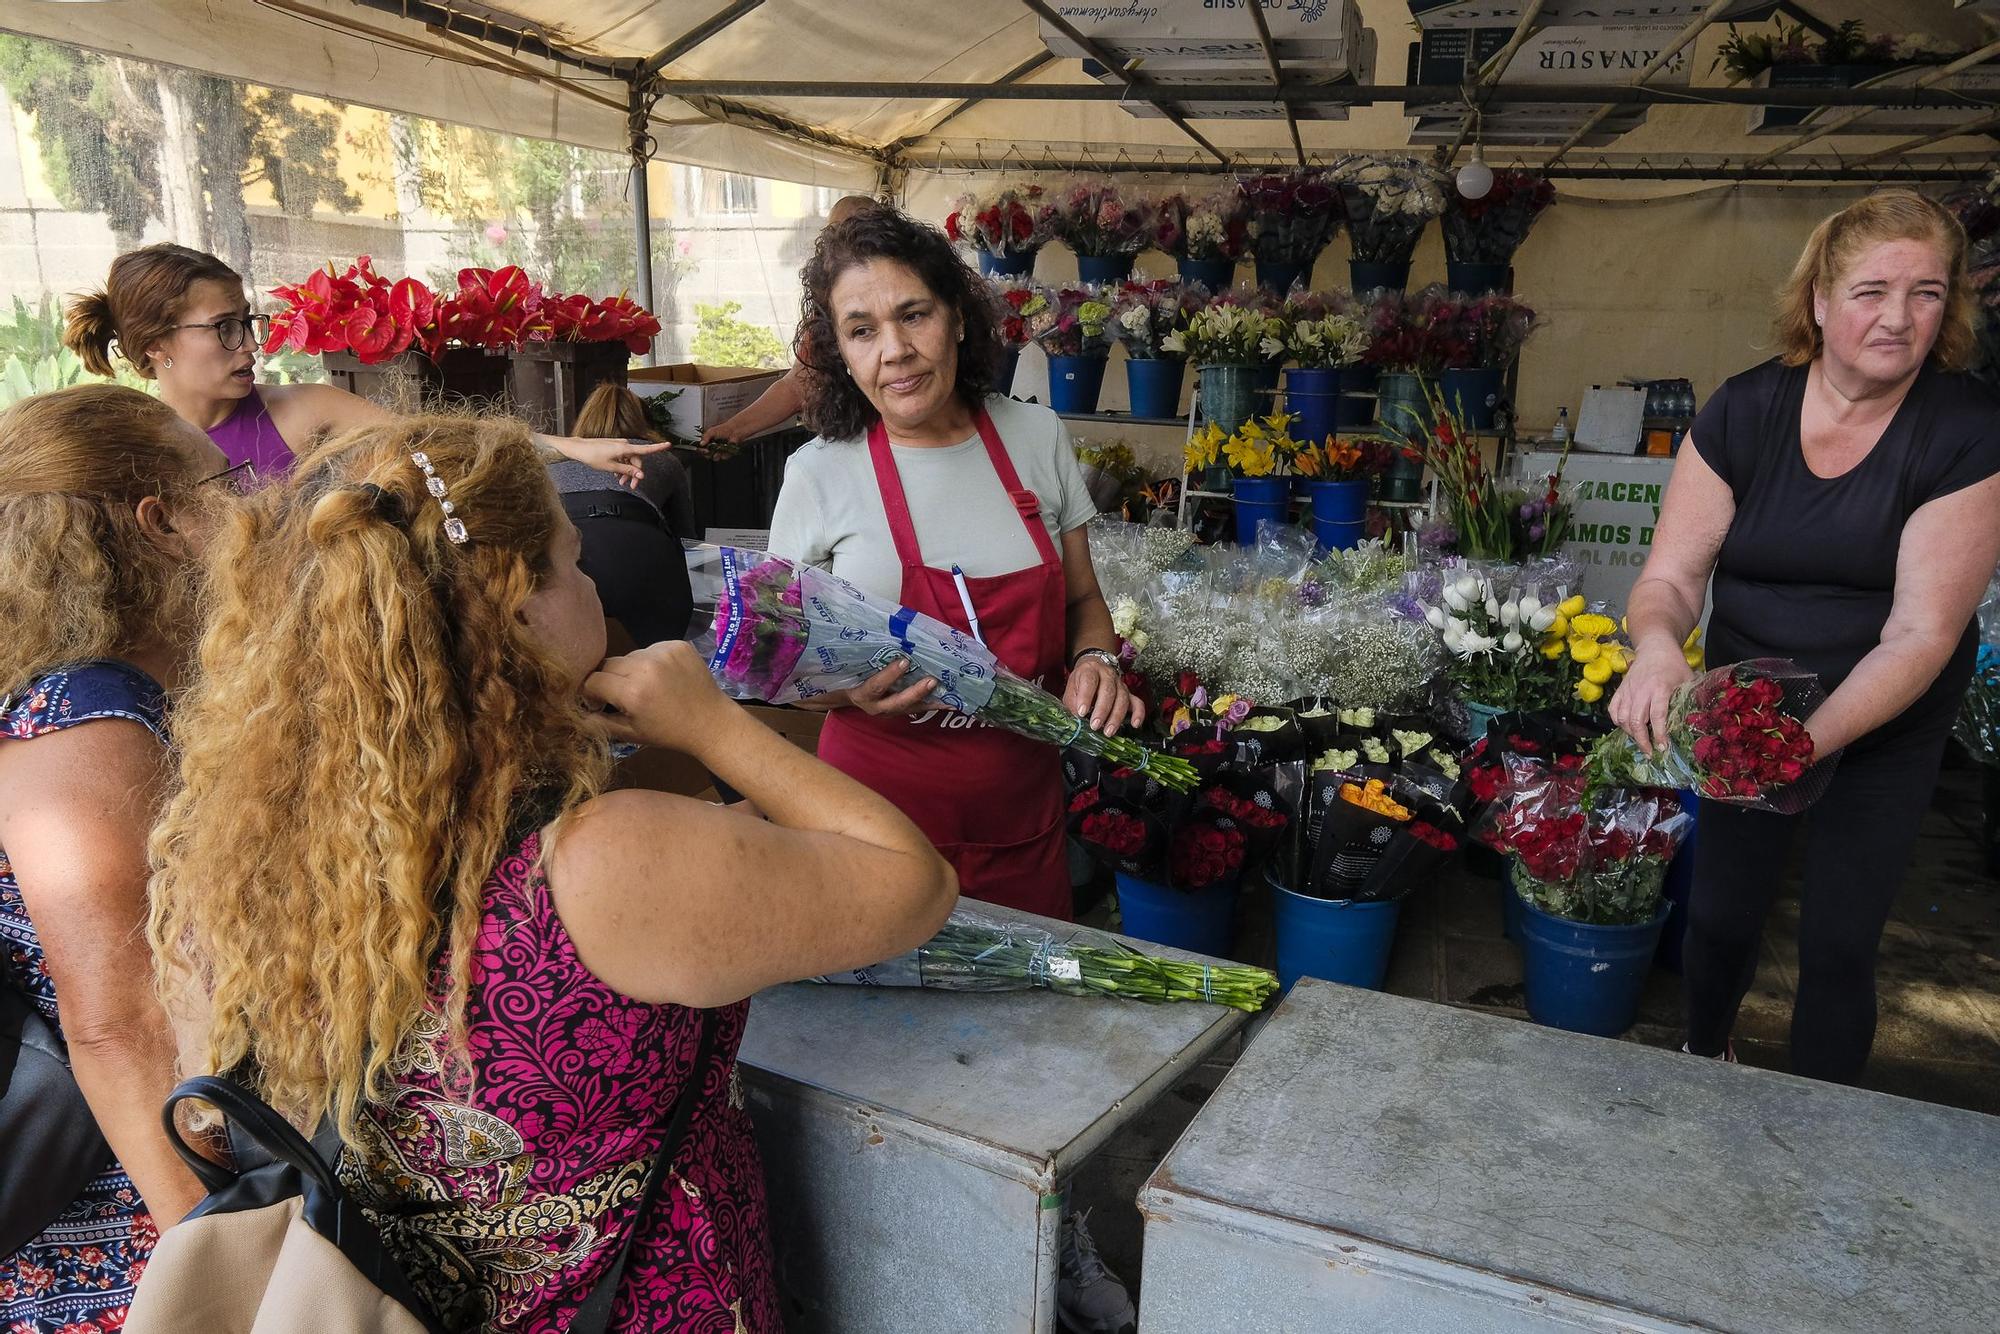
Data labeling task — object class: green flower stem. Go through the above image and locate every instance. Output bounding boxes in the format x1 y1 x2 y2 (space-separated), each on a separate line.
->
911 919 1280 1011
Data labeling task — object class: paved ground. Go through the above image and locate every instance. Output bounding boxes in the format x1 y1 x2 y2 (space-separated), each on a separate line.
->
1066 757 2000 1312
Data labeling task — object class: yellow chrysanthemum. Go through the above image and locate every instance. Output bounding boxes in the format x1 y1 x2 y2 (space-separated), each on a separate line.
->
1574 678 1604 704
1571 612 1618 638
1558 595 1586 617
1568 636 1602 663
1539 638 1566 660
1583 657 1614 684
1605 646 1633 674
1547 614 1569 639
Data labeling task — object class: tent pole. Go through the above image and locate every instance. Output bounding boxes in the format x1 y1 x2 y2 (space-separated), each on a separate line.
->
629 82 656 350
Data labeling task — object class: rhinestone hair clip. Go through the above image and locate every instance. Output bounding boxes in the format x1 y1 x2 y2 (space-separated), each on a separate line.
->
410 450 468 545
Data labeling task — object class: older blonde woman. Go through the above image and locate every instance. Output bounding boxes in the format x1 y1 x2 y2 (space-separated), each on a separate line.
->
1613 190 2000 1082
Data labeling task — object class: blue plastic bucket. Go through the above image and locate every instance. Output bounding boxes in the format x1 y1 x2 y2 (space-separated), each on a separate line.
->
1655 789 1700 973
1273 874 1403 992
1178 256 1236 292
1285 366 1342 451
1077 253 1135 285
1349 259 1411 293
1047 354 1108 415
1255 258 1309 294
1519 898 1671 1037
1231 476 1290 546
978 248 1036 278
1115 871 1235 956
1126 357 1185 420
1442 366 1506 430
1310 479 1367 552
1446 260 1509 296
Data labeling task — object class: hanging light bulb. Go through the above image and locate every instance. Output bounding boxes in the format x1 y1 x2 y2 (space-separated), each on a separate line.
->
1457 142 1495 201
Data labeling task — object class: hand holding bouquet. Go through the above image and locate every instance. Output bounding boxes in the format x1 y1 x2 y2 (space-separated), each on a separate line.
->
697 547 1197 789
1587 660 1835 812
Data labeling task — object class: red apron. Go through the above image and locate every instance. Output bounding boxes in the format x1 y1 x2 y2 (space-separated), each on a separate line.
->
817 408 1073 920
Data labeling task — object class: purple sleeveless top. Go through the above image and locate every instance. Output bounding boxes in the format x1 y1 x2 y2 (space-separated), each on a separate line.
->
337 832 779 1333
206 388 296 478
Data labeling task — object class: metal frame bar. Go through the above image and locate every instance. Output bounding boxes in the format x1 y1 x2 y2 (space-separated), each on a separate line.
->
644 78 1999 109
636 0 765 82
1245 0 1305 169
1012 0 1229 163
1749 37 2000 163
1443 0 1549 163
902 145 1992 183
342 0 634 77
1544 0 1736 170
1855 111 2000 163
886 51 1056 155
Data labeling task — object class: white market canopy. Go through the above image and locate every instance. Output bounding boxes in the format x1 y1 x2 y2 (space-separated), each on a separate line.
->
8 0 1997 192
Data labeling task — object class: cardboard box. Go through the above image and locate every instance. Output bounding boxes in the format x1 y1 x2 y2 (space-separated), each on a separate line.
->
1039 0 1362 68
627 363 789 439
1406 0 1774 29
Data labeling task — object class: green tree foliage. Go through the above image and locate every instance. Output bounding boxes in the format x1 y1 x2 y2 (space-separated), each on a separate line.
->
0 36 160 245
690 301 787 369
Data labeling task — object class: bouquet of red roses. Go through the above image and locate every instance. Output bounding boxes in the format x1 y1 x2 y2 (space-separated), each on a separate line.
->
1067 785 1253 892
1585 659 1836 813
1478 754 1691 925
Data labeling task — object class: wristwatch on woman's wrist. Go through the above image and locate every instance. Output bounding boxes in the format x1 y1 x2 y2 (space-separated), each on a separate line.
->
1069 647 1120 673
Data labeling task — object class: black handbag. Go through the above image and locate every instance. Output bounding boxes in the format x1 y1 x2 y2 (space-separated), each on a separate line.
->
0 972 115 1256
126 1011 718 1334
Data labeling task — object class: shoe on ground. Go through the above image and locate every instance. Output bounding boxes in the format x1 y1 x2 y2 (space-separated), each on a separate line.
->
1681 1039 1739 1063
1057 1208 1136 1334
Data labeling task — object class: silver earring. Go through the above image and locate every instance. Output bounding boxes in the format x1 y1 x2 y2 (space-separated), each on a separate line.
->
163 356 173 369
957 330 965 343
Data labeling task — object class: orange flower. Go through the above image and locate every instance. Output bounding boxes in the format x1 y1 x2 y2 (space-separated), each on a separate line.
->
1338 778 1412 821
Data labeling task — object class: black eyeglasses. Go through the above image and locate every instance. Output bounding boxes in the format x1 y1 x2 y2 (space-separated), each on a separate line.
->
198 459 259 494
170 314 272 352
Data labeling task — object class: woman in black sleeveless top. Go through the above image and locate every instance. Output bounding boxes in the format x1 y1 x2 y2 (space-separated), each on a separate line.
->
1614 190 2000 1083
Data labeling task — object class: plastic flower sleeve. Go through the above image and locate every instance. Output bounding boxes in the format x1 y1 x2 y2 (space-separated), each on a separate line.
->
691 546 1198 790
1584 658 1837 813
811 906 1279 1011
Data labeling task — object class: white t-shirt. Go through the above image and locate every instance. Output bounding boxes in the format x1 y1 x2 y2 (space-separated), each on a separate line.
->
767 395 1099 602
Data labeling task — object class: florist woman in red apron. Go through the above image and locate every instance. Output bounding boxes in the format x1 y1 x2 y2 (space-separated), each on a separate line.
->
768 207 1140 924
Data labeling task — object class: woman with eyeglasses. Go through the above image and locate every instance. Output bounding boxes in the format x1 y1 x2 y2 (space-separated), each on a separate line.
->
64 244 663 487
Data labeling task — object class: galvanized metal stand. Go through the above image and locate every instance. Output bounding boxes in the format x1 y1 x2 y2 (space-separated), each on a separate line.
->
1140 979 2000 1333
738 903 1249 1333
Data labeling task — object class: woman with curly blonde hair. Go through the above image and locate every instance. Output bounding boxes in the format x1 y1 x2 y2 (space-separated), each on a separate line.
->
147 413 954 1332
0 384 228 1329
1616 188 2000 1082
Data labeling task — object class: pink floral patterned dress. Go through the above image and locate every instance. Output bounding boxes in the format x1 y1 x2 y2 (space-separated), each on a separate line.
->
337 832 780 1333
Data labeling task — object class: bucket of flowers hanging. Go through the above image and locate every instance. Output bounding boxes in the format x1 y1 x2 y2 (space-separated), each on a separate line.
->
948 184 1047 279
